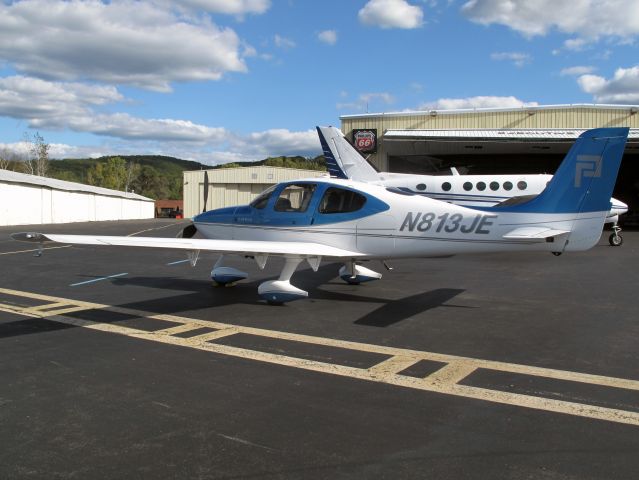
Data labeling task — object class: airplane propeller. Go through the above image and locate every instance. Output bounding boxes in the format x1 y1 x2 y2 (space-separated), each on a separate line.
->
174 169 209 257
176 169 209 240
202 170 209 214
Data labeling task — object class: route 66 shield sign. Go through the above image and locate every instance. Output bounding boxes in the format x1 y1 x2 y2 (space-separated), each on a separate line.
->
353 129 377 154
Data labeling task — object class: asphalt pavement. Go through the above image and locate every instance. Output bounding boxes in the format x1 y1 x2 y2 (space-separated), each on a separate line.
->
1 219 638 479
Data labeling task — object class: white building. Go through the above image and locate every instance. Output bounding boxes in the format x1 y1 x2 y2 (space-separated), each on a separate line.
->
0 169 155 226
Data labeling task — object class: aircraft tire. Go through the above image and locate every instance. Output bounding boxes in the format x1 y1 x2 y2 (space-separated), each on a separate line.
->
609 233 623 246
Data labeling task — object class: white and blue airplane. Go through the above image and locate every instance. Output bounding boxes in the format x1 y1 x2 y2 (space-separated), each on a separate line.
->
13 128 628 305
317 126 628 246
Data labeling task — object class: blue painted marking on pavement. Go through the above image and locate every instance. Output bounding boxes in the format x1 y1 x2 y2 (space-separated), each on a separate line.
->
70 272 128 287
166 259 190 266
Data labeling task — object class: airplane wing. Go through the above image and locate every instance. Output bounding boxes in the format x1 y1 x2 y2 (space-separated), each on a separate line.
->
11 233 364 258
502 226 570 240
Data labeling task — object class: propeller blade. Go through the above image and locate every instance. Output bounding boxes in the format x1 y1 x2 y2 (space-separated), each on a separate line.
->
202 171 209 213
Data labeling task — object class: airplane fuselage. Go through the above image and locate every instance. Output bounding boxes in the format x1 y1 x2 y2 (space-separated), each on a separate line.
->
194 178 605 260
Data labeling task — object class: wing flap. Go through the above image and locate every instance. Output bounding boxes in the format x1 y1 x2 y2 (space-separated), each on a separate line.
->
12 233 364 258
502 227 570 240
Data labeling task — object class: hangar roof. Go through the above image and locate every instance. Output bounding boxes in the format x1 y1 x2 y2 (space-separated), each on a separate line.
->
0 169 153 202
341 103 639 120
384 128 639 141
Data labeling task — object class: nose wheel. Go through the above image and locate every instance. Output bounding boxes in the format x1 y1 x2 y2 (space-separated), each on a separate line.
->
608 225 623 247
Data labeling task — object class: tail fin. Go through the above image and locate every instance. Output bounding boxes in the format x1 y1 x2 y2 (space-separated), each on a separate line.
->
494 128 628 252
494 127 628 214
316 126 381 182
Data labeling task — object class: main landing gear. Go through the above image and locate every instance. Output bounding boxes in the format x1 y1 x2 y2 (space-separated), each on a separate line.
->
258 257 308 305
210 256 386 305
338 261 383 285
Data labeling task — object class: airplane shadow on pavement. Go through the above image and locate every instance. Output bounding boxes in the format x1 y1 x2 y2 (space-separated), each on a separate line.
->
0 265 470 337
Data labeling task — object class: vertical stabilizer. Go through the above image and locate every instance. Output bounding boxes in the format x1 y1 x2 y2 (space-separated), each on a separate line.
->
492 127 628 252
316 126 381 182
493 128 628 215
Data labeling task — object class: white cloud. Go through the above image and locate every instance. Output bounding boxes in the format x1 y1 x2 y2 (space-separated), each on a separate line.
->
560 66 595 76
0 74 320 163
318 30 338 45
490 51 531 67
577 67 639 103
1 127 321 165
462 0 639 45
173 0 271 15
420 95 539 110
274 34 296 49
0 75 319 159
0 76 123 125
358 0 424 29
64 114 229 143
0 0 249 92
563 38 588 51
231 129 318 157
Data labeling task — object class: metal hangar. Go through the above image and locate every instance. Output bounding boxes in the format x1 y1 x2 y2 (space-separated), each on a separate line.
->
341 104 639 224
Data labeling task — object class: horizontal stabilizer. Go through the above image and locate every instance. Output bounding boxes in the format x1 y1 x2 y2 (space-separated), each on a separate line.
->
503 227 570 240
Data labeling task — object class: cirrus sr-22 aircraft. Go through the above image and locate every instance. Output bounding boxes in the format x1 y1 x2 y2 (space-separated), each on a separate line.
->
317 126 628 246
14 127 628 305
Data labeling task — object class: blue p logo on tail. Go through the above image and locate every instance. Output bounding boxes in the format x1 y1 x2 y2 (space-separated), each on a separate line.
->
575 155 602 188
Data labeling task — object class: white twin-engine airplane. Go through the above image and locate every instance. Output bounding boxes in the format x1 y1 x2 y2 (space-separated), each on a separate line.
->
13 127 628 305
317 126 628 246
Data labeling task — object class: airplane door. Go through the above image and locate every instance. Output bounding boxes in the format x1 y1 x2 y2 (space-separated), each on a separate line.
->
356 214 396 255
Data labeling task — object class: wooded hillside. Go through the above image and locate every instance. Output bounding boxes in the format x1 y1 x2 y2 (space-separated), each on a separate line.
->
3 154 326 200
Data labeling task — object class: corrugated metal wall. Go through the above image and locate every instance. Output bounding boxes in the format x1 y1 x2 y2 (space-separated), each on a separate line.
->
341 105 639 170
183 166 326 218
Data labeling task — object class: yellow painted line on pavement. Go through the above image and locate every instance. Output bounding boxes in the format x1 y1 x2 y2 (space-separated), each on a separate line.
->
1 287 639 427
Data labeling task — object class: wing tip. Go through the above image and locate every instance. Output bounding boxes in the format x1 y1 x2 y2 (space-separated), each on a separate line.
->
11 232 52 243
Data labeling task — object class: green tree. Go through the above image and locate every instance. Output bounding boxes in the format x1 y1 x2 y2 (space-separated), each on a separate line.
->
87 156 128 190
124 161 141 193
51 170 81 182
131 165 169 199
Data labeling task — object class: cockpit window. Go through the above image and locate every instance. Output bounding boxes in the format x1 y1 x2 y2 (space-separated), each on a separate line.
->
274 183 316 212
250 185 276 209
319 187 367 214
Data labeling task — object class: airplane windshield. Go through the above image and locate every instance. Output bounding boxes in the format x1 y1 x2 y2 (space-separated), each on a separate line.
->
274 184 317 212
250 185 277 209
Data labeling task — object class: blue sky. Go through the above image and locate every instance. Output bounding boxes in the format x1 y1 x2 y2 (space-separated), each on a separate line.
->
0 0 638 165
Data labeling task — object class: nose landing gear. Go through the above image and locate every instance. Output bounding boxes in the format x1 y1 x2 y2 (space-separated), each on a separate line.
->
608 224 623 247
